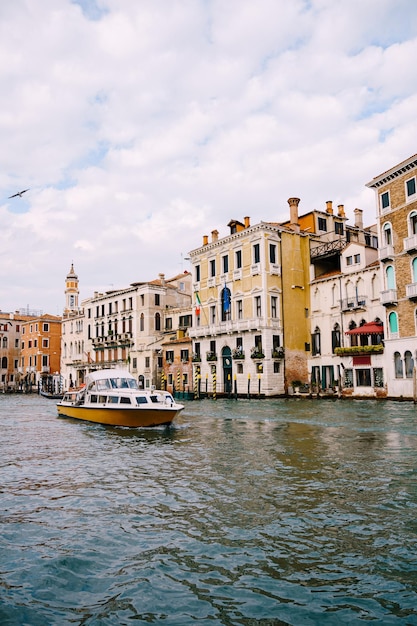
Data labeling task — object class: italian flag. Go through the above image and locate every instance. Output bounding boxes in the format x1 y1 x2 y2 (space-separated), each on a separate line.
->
195 292 201 316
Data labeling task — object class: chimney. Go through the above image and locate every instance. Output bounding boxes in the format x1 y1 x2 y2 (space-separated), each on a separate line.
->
211 229 219 242
244 216 250 228
159 273 166 285
337 204 345 218
326 201 333 214
354 208 363 229
203 235 208 246
287 197 300 232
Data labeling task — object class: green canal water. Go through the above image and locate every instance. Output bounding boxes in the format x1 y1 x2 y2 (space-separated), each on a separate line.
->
1 395 417 625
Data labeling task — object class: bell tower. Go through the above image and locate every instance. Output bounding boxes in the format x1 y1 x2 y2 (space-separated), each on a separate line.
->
64 263 79 315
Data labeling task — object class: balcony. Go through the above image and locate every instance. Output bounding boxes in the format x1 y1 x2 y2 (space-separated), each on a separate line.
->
206 351 218 362
310 238 346 261
251 263 261 276
404 234 417 253
379 244 395 261
335 345 384 356
270 264 281 276
341 296 367 312
251 347 265 359
232 348 245 360
380 289 398 306
272 347 285 359
192 353 201 362
406 282 417 300
207 277 216 288
233 269 242 281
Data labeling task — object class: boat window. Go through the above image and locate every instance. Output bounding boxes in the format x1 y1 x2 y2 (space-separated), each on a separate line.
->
120 397 132 404
90 395 98 403
150 395 160 403
108 396 119 404
136 396 149 404
98 395 107 403
97 379 111 391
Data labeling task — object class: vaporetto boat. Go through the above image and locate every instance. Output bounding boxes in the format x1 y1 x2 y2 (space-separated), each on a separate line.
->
57 368 184 427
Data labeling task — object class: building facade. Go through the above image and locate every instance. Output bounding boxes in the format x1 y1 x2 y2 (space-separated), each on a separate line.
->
366 153 417 398
187 203 311 397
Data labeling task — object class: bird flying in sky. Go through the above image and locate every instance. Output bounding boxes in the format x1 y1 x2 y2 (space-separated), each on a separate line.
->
8 189 29 198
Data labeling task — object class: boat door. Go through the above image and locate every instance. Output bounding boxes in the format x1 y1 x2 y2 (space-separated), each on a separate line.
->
222 347 233 394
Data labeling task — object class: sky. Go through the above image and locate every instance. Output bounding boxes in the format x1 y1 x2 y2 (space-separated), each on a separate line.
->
1 0 417 315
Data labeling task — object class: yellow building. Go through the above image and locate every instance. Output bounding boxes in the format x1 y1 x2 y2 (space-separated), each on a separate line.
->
188 199 311 396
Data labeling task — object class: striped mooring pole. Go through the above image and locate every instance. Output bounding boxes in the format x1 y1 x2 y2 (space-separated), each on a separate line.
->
212 365 217 400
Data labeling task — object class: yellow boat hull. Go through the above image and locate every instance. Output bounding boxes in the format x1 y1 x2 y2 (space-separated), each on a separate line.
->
57 404 181 427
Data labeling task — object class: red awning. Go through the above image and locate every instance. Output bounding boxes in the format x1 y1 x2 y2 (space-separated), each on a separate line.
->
346 322 384 335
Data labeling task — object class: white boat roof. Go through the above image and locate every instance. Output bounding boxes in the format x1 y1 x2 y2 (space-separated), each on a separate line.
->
86 369 135 382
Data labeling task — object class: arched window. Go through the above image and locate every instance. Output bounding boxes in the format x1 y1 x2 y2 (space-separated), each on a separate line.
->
404 351 414 378
389 311 398 335
412 257 417 284
331 323 341 353
383 222 392 245
2 336 7 348
386 265 395 290
221 287 231 322
312 327 321 356
1 356 7 369
348 320 358 347
394 352 403 378
140 313 144 332
409 211 417 236
155 312 161 331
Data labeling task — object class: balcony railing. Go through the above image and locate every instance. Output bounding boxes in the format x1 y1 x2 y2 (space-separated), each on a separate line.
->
380 289 398 306
206 351 218 362
379 244 395 261
340 296 367 311
406 282 417 300
251 348 265 359
271 347 285 359
404 234 417 253
232 348 245 360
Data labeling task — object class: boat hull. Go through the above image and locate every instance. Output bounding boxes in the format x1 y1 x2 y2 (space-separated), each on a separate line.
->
57 404 181 427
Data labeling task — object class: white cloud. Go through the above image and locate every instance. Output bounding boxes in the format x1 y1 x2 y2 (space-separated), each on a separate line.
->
0 0 416 312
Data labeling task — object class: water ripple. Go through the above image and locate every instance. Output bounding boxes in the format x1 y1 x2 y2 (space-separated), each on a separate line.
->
1 396 417 624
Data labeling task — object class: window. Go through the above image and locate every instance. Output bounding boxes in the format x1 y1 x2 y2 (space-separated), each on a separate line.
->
412 258 417 283
389 311 398 335
346 256 352 266
221 287 231 321
210 259 216 277
331 324 341 353
373 368 384 388
269 244 276 264
194 343 201 359
42 323 49 332
380 191 390 210
253 243 260 264
236 300 243 320
405 351 414 378
271 296 277 318
318 217 327 231
312 327 321 356
145 357 150 368
335 221 344 235
155 294 160 306
354 254 360 264
179 315 192 328
140 313 144 331
165 317 172 330
42 339 49 348
406 177 416 199
409 211 417 235
210 340 216 354
273 361 280 373
394 351 403 378
235 250 242 269
180 350 189 362
386 265 396 290
42 355 48 367
356 369 371 386
132 358 137 369
155 312 161 331
222 255 229 274
210 306 216 324
195 265 200 282
255 296 261 317
166 350 174 363
383 222 392 245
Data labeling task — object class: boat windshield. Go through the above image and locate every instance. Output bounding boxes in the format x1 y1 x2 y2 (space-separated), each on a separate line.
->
89 377 138 391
